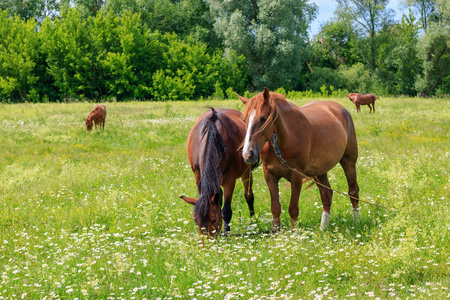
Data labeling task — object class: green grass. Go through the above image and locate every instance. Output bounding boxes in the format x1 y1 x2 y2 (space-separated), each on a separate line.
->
0 97 448 299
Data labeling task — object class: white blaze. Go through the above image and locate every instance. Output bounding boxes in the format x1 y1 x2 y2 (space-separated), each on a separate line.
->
243 110 256 158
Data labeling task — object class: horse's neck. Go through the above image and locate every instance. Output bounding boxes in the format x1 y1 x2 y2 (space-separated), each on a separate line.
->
274 101 308 146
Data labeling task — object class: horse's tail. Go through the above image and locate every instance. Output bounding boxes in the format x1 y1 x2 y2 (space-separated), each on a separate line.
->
195 108 226 229
301 177 317 191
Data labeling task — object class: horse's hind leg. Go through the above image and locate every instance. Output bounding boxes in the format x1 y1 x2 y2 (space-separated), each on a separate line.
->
372 102 375 113
241 168 255 217
288 173 303 229
316 173 333 230
340 155 360 224
222 180 237 233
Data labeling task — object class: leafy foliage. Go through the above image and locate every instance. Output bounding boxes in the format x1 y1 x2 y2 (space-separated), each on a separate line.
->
0 12 40 102
208 0 317 90
0 0 449 101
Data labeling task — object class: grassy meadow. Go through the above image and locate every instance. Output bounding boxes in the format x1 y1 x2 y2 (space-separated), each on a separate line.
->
0 96 449 299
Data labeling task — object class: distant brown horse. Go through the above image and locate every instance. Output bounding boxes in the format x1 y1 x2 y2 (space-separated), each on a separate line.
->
238 88 360 230
348 93 377 113
85 104 107 130
181 108 255 236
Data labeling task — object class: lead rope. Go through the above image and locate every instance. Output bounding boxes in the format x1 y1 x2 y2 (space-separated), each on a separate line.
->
270 133 396 211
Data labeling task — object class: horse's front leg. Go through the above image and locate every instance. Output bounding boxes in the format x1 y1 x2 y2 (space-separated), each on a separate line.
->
222 180 236 234
265 171 281 231
288 173 302 229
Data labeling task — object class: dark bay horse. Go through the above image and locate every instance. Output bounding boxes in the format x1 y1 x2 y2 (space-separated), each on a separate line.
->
238 88 360 230
181 108 255 236
348 93 377 113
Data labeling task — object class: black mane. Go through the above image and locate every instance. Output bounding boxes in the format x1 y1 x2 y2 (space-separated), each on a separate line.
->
194 108 226 229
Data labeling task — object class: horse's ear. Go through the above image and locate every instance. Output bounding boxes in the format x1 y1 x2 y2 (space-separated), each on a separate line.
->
263 87 270 104
180 196 197 205
237 94 249 104
210 193 221 205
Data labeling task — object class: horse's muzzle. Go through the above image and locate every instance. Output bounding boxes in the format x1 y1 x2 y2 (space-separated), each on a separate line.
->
243 149 259 164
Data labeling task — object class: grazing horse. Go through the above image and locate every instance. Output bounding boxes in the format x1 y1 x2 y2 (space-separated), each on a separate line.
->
181 108 255 236
238 88 360 230
348 93 377 113
85 104 107 130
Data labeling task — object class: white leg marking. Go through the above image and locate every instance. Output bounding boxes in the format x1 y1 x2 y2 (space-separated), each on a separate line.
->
243 110 256 158
353 208 360 224
320 211 330 230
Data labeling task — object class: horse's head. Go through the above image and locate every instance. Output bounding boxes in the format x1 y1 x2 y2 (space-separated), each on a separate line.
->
348 93 359 103
237 87 279 164
180 193 223 237
85 119 93 131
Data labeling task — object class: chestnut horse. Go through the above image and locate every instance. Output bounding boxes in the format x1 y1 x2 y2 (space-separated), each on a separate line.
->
348 93 377 113
181 108 255 236
85 104 107 130
238 88 360 230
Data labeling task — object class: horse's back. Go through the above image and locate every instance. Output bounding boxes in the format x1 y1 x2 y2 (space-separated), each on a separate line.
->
91 104 106 118
298 101 357 173
95 104 107 116
357 94 376 104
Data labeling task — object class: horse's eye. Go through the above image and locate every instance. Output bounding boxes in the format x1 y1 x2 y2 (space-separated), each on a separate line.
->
211 219 217 225
260 117 267 123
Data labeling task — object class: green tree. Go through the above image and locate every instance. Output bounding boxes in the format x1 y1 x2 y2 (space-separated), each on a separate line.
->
338 62 372 93
415 0 450 95
0 11 40 102
312 18 359 69
208 0 317 90
73 0 104 18
98 11 158 100
403 0 437 31
335 0 395 73
105 0 218 48
380 11 422 95
40 9 98 99
0 0 61 21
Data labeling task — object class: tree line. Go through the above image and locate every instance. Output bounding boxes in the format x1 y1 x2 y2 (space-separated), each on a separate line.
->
0 0 448 102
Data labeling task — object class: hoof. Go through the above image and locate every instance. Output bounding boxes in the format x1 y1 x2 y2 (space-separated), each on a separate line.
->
272 225 281 233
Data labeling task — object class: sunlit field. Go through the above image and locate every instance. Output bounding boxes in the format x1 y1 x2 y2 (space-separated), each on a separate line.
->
0 96 448 299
